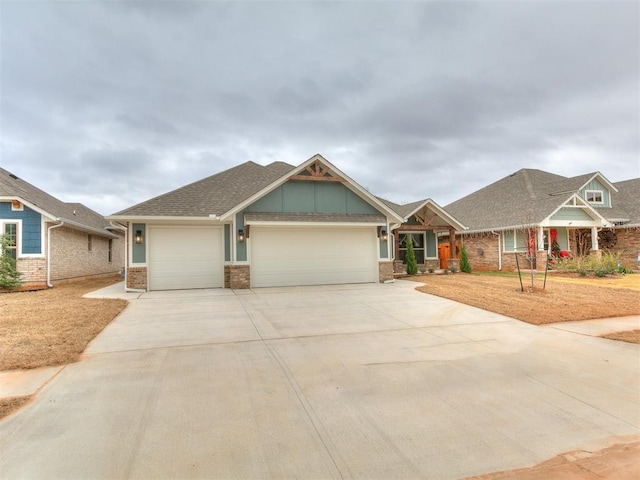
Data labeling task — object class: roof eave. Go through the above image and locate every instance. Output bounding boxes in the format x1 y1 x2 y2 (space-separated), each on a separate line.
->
106 215 223 222
0 195 58 221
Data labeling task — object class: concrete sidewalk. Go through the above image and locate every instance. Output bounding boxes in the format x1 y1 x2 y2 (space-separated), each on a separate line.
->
1 282 638 479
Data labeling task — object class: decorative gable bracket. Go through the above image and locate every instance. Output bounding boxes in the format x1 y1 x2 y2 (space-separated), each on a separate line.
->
289 159 345 182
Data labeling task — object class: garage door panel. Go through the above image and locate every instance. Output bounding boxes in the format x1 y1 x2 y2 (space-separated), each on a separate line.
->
251 227 377 288
149 226 223 290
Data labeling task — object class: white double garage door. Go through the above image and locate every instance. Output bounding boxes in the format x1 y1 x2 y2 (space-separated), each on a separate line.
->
148 225 379 290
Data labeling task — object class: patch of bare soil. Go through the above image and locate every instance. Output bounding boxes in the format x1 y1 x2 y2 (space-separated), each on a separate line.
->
0 276 127 371
0 396 31 420
601 329 640 344
464 439 640 480
412 273 640 326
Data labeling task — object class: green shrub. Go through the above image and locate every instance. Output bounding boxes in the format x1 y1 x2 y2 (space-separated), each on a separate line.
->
554 250 623 277
405 236 418 275
459 243 471 273
0 234 22 290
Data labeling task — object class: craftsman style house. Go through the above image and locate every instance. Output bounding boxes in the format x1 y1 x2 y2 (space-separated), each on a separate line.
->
109 154 466 291
445 169 640 271
0 167 125 287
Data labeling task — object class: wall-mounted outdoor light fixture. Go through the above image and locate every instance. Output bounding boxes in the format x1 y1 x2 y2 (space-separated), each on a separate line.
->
379 228 388 241
238 229 245 243
135 230 143 245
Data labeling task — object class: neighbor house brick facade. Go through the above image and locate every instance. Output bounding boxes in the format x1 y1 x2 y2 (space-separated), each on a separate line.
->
1 167 124 287
445 170 640 271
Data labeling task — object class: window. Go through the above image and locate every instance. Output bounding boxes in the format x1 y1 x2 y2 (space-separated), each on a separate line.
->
108 239 113 263
88 234 93 252
3 223 18 259
399 233 425 264
585 190 603 204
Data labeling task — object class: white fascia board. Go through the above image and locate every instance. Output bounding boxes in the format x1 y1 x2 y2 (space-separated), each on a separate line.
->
246 221 384 227
106 215 222 222
0 196 57 221
219 154 405 224
403 198 467 231
57 218 120 238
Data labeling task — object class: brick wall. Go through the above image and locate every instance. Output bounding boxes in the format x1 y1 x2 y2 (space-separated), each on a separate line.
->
228 265 250 289
614 227 640 269
127 266 147 290
460 233 542 272
16 257 46 285
459 234 501 271
49 225 124 283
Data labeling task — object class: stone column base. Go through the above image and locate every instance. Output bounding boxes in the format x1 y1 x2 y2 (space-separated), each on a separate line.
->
227 265 250 289
447 259 460 272
378 261 394 282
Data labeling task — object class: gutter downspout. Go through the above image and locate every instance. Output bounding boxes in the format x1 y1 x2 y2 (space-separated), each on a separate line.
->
109 221 129 290
47 220 64 287
492 231 502 271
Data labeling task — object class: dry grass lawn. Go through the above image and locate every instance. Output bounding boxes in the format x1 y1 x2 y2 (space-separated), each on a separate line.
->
412 272 640 326
0 276 127 371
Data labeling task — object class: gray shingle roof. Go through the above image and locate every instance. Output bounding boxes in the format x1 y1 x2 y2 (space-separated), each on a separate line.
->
446 168 639 232
0 167 117 237
112 161 296 217
611 178 640 226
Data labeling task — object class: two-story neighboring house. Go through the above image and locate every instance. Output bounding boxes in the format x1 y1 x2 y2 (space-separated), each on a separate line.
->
0 167 125 287
444 169 640 271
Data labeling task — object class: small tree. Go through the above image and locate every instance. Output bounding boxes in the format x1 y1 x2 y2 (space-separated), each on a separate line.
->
405 235 418 275
0 233 22 289
459 243 471 273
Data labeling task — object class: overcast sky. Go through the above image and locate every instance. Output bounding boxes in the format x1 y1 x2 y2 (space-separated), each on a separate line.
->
1 0 638 216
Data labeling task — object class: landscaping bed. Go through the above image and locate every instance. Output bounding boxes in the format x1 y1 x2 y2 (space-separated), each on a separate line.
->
411 272 640 326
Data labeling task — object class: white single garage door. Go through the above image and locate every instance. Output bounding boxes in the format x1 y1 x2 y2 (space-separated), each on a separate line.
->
148 226 223 290
250 226 378 288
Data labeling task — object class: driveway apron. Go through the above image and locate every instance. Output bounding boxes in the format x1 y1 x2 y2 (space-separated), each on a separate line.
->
1 281 638 479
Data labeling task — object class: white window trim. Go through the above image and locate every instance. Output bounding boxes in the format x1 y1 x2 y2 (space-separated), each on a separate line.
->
1 220 20 258
585 189 604 204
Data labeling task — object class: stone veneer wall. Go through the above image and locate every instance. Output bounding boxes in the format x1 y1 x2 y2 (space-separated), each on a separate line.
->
228 265 250 289
127 266 147 290
378 261 394 282
393 259 440 274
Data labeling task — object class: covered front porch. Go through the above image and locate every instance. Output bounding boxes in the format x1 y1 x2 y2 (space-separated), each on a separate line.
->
391 199 466 274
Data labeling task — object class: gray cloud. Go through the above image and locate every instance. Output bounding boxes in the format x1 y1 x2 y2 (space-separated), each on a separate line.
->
1 0 637 214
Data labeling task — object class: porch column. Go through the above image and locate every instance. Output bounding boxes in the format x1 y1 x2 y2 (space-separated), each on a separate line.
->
394 229 400 260
447 227 460 272
449 227 455 257
537 226 545 251
591 226 599 251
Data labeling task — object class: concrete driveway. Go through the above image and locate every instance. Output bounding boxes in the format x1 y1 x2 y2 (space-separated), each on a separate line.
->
1 281 638 479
